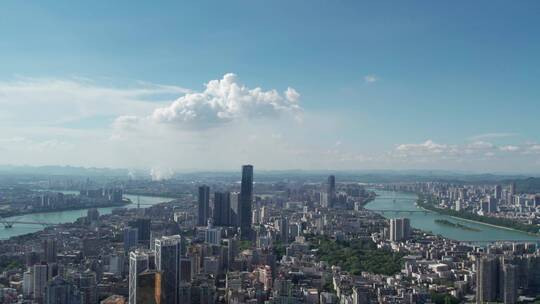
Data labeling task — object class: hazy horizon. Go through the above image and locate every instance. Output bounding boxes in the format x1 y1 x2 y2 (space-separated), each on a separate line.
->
1 164 539 179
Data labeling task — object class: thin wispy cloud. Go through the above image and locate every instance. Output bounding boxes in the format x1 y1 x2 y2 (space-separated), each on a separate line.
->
363 74 379 84
469 132 518 141
0 77 189 126
499 145 520 152
389 138 540 172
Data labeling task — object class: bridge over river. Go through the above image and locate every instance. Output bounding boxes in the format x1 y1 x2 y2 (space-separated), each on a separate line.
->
366 189 540 244
0 195 173 239
0 202 160 228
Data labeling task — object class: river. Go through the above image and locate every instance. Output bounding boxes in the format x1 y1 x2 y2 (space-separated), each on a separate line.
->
0 191 174 240
365 189 540 243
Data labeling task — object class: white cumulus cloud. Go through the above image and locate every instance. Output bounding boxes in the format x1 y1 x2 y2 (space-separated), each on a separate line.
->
396 140 448 154
151 73 302 128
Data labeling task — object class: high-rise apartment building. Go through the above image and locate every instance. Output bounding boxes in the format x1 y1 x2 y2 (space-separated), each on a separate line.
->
33 264 48 302
198 185 210 226
509 182 516 196
230 192 240 227
213 191 231 226
389 218 411 242
43 239 57 263
502 263 517 304
494 185 502 200
277 217 290 244
476 255 498 303
124 227 139 253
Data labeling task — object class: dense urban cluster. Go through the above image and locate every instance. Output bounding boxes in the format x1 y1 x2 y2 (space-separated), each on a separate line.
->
389 183 540 234
0 168 539 303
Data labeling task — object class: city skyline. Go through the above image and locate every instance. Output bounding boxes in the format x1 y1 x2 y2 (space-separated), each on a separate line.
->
1 163 540 303
1 1 540 173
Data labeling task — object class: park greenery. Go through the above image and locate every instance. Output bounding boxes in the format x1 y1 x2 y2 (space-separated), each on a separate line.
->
0 257 23 272
429 292 460 304
273 240 287 260
238 240 252 251
418 194 540 234
308 235 404 276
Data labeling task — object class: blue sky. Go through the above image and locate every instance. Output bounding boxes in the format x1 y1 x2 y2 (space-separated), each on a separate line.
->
0 1 539 173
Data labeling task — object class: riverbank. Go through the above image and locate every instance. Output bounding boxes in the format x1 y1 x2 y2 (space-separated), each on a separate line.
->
365 189 540 243
447 215 536 235
417 197 540 236
0 195 173 240
357 191 377 208
125 192 181 198
0 199 132 219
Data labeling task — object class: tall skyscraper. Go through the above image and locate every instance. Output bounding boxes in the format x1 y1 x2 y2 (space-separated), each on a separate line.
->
389 219 402 242
230 192 240 227
124 227 139 253
475 255 518 304
327 175 336 208
155 235 182 304
43 238 57 263
402 218 411 240
227 237 239 269
488 196 498 213
33 264 48 302
198 185 210 226
45 276 81 304
476 255 498 303
494 185 502 200
23 270 33 297
502 263 517 304
240 165 253 240
509 182 516 196
213 191 231 226
129 251 149 304
323 175 336 208
389 218 411 242
129 218 151 247
277 217 290 244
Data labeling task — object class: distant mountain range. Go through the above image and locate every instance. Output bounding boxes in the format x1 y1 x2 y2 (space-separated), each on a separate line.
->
0 165 538 192
0 165 129 176
508 177 540 194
